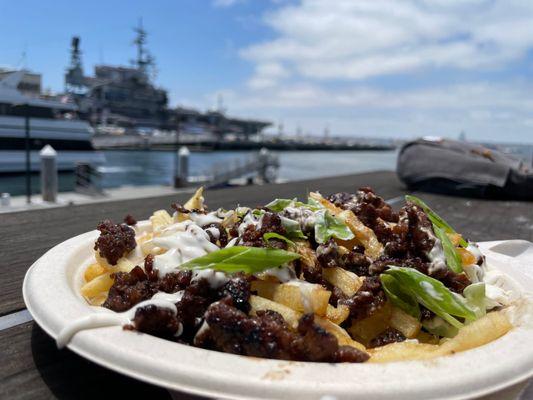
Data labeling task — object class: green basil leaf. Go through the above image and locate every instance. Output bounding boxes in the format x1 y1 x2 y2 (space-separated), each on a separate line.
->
263 232 295 247
314 209 354 244
405 195 468 247
179 246 301 274
380 274 420 319
434 225 463 273
383 267 477 328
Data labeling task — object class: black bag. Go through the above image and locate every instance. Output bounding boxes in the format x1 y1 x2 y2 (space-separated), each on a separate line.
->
397 138 533 200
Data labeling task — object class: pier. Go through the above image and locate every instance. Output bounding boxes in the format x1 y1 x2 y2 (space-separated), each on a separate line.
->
92 132 396 151
1 170 532 399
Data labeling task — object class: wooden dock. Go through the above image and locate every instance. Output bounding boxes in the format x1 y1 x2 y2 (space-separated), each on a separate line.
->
0 171 531 399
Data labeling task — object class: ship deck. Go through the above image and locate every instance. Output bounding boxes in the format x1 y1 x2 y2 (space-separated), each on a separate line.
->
0 170 531 399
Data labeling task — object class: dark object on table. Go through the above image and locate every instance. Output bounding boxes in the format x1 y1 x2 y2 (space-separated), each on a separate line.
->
397 138 533 200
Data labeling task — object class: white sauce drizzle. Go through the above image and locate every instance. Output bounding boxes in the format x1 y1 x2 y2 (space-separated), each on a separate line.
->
57 291 184 348
421 226 447 275
259 266 295 283
152 221 219 277
189 211 223 226
420 281 444 300
206 227 220 240
237 212 262 236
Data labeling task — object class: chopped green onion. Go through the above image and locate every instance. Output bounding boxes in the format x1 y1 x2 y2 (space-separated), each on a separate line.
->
263 232 295 247
279 216 307 240
380 274 420 318
405 195 468 247
179 246 301 274
381 267 477 328
265 198 321 212
434 225 463 273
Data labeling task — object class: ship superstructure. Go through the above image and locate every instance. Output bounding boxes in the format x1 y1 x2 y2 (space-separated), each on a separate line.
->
64 21 270 138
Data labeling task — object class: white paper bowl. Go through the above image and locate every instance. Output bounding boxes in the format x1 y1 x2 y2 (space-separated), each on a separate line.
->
23 224 533 400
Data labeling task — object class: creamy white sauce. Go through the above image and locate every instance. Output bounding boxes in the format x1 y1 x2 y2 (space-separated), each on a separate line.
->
225 237 239 248
206 227 220 240
152 221 219 277
259 266 295 282
189 211 223 227
420 281 444 300
282 207 316 232
421 226 447 275
192 269 229 288
57 291 184 348
237 211 262 236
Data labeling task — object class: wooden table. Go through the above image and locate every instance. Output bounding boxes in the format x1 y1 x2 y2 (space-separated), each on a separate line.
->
1 171 531 399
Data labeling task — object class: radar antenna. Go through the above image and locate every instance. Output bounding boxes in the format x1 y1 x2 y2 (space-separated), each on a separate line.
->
132 18 156 79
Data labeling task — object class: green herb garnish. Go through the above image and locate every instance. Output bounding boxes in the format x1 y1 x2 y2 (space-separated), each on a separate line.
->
263 232 295 247
178 246 300 274
405 195 468 247
314 209 354 244
381 267 477 328
434 225 463 273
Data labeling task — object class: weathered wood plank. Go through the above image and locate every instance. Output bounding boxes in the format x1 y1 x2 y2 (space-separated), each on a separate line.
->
0 322 176 399
0 171 404 316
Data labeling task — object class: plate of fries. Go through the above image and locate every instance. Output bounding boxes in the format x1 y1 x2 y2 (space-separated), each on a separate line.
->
23 187 533 399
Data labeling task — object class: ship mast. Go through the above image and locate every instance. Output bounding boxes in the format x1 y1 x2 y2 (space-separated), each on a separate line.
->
133 18 155 78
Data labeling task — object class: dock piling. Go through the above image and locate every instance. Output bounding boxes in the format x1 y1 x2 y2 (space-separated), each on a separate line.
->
174 146 190 188
40 145 58 203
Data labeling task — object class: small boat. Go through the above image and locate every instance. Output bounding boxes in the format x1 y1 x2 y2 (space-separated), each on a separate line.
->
0 70 105 174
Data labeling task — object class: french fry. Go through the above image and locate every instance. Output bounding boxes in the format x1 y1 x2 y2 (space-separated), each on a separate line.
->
184 187 205 211
111 257 136 273
249 295 301 330
322 267 362 297
84 262 107 282
309 192 383 259
150 209 173 232
251 281 331 316
315 316 366 351
416 331 440 345
457 247 476 266
434 311 512 356
326 304 350 325
389 306 421 339
348 303 392 346
80 272 114 299
369 341 439 363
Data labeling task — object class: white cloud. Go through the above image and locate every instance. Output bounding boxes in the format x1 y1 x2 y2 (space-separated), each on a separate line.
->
242 0 533 83
209 0 533 142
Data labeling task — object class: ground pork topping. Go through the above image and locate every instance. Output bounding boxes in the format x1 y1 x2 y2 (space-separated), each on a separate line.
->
94 220 136 265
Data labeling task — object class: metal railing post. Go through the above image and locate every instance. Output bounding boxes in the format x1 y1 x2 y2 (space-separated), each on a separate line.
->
40 145 58 202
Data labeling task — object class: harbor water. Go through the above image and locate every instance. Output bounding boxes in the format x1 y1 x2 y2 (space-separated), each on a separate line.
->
0 150 398 196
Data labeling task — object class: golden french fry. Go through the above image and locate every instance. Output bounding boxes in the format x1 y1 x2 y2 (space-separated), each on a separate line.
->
369 341 439 363
80 272 114 299
322 267 362 297
84 262 107 282
249 295 301 330
326 304 350 325
184 187 205 211
315 316 366 351
251 281 331 317
150 209 173 232
434 311 512 356
88 293 108 306
348 302 392 346
111 257 136 273
389 306 421 339
309 192 383 259
416 331 440 345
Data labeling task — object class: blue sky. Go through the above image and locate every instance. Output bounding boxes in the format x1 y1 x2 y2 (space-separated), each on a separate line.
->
1 0 532 143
